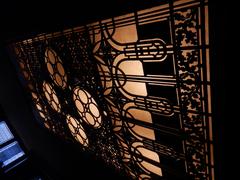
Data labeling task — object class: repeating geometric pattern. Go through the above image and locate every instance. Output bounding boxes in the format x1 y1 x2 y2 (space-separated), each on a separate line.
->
10 0 213 179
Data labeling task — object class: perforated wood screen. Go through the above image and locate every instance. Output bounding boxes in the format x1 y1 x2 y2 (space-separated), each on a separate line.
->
10 0 213 179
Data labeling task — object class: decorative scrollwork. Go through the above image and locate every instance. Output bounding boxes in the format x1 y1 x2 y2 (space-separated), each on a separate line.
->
11 0 213 179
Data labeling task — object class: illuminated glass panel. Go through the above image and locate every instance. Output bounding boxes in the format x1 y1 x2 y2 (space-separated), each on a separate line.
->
66 115 89 147
30 92 48 128
73 87 102 128
44 48 67 89
42 81 61 113
11 0 213 179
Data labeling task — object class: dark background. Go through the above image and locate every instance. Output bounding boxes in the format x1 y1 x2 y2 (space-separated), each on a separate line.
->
0 0 225 179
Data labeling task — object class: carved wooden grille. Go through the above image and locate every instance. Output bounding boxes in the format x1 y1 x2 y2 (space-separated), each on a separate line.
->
10 0 213 179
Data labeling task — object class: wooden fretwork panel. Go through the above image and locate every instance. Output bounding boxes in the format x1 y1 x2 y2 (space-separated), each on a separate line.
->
11 0 213 179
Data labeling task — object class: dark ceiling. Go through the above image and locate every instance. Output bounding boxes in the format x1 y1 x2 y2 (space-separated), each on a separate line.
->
0 0 165 42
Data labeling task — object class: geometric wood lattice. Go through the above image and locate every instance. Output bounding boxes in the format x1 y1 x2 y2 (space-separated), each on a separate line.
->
9 0 213 179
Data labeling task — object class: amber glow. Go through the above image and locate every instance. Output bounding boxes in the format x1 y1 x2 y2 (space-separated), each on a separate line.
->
31 92 51 130
45 48 67 89
94 19 162 177
13 0 213 179
132 142 162 176
73 87 102 128
112 24 138 43
66 115 89 147
42 81 61 112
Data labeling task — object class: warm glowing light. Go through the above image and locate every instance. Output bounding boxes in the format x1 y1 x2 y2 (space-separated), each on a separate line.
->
95 18 162 178
132 142 162 176
42 81 61 112
45 48 67 89
66 115 89 147
73 87 102 128
13 0 213 179
33 97 51 130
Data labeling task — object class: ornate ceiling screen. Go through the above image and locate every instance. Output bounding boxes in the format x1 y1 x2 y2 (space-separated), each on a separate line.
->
10 0 213 179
